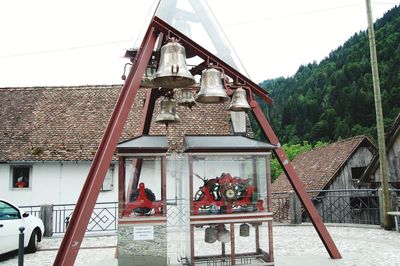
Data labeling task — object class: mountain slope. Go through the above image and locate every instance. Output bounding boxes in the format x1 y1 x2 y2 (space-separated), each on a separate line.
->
254 5 400 144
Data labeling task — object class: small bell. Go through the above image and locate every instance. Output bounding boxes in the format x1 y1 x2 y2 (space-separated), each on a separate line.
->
239 223 250 237
217 226 230 243
152 39 195 89
155 97 180 123
178 88 197 108
141 65 158 88
228 87 251 112
195 68 229 104
204 226 218 244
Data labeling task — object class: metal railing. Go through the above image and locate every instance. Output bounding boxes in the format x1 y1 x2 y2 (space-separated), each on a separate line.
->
20 189 387 234
303 189 380 224
20 202 118 234
272 189 381 225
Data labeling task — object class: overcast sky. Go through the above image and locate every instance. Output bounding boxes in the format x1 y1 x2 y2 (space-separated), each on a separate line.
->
0 0 398 87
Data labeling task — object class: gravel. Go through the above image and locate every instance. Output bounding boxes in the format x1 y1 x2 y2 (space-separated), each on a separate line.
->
0 224 399 266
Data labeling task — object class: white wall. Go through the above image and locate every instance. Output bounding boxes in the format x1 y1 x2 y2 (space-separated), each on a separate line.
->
0 161 118 206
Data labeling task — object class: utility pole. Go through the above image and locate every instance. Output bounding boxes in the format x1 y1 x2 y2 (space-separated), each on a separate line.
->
365 0 392 230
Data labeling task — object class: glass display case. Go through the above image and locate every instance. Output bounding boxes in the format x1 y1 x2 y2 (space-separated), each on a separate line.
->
184 136 275 266
116 136 168 266
115 135 275 266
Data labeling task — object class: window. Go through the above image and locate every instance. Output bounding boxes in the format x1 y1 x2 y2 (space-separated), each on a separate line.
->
351 166 366 180
101 165 114 191
11 165 32 189
0 201 21 220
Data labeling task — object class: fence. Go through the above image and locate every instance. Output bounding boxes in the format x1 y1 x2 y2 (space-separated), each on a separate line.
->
20 200 186 235
20 189 397 234
272 189 383 225
20 202 118 235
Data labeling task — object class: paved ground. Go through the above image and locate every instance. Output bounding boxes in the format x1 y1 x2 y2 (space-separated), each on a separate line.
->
0 224 399 265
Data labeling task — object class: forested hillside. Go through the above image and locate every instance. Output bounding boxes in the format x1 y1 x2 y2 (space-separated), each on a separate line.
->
253 5 400 145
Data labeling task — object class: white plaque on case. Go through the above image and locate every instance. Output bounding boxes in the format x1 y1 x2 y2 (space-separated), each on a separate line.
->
133 226 154 240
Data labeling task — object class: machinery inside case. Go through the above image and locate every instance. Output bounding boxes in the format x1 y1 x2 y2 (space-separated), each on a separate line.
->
193 172 264 215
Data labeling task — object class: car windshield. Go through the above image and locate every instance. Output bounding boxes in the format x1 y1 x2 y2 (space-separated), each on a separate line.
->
0 201 20 220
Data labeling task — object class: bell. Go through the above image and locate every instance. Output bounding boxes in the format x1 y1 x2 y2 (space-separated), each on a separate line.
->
155 98 180 123
195 68 230 104
152 39 195 88
204 226 218 244
217 226 231 243
140 65 158 88
239 223 250 237
178 88 197 107
228 87 251 111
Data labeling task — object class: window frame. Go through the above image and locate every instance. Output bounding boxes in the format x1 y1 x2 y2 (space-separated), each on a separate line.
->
351 166 367 181
10 165 33 190
101 164 115 192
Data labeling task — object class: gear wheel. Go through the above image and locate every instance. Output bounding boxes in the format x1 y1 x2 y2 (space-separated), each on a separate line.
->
129 188 156 215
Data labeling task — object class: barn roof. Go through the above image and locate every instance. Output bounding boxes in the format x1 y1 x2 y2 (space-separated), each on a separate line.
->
0 85 249 162
271 136 376 193
360 112 400 184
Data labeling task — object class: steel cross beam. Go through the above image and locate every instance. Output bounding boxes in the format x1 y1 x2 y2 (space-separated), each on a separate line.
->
53 26 159 266
250 100 342 259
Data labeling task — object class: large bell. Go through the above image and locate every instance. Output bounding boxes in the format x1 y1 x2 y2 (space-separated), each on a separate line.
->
155 97 180 123
228 87 251 111
178 88 197 107
216 226 231 243
195 68 230 104
204 226 218 244
152 39 195 88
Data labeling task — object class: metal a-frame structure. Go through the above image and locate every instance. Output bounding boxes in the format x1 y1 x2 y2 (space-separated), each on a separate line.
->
54 15 342 266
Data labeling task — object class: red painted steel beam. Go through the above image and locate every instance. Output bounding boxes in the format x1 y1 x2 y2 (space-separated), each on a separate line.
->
118 157 126 218
139 89 159 135
53 26 159 266
250 100 342 259
151 16 273 104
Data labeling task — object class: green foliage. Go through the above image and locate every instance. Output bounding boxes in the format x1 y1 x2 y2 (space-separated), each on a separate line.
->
252 5 400 145
270 141 327 181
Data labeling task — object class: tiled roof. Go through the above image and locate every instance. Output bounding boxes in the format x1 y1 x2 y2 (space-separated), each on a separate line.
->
0 85 243 162
272 136 374 193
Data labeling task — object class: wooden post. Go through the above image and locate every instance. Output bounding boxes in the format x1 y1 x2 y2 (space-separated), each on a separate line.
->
289 191 302 224
365 0 392 230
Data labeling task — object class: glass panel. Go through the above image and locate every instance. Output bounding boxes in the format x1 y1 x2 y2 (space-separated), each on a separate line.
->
126 157 162 200
191 154 268 215
0 201 20 220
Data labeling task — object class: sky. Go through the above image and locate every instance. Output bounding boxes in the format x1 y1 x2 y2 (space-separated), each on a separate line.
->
0 0 398 87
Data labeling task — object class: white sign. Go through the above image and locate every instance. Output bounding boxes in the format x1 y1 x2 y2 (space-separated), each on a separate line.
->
133 226 154 241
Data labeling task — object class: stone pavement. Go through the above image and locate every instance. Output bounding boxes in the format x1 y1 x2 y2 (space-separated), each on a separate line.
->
0 224 399 265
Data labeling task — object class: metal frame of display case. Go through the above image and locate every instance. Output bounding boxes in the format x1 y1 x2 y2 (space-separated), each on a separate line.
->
116 136 168 225
185 136 275 265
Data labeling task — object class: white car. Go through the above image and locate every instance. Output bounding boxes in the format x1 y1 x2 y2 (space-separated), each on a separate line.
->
0 198 44 254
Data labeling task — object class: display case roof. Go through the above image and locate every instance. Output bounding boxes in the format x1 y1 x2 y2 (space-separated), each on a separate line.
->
117 135 168 154
184 135 276 153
